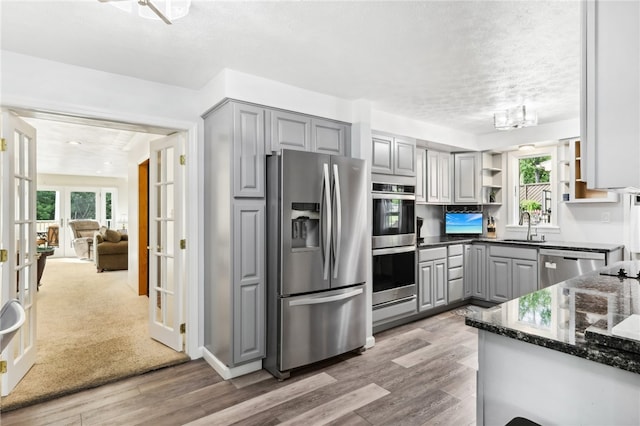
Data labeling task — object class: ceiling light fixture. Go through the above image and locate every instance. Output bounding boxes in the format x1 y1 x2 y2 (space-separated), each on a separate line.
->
67 140 82 145
101 0 191 25
494 105 538 131
518 144 536 151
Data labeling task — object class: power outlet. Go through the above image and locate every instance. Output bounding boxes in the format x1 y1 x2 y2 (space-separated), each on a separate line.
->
601 212 611 223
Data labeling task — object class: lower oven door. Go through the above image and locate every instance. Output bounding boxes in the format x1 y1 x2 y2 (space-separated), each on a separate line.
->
372 246 416 306
279 284 366 371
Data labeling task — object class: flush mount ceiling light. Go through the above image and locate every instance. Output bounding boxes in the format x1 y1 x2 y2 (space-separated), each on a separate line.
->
518 144 536 151
494 105 538 131
67 140 82 145
99 0 191 25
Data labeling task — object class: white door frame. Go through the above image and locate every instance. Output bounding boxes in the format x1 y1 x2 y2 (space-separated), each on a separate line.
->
2 105 202 361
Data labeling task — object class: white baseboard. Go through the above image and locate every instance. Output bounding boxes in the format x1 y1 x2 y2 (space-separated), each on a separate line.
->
202 348 262 380
365 335 375 349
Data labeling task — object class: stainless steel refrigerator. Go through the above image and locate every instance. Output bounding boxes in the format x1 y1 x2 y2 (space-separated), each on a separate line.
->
265 149 367 379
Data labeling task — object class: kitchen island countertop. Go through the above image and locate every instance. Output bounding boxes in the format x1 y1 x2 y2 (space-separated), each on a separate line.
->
465 260 640 374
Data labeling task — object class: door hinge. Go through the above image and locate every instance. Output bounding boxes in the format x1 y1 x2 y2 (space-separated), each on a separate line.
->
0 360 7 374
180 323 186 334
180 239 186 250
179 155 186 165
0 138 6 152
0 249 8 263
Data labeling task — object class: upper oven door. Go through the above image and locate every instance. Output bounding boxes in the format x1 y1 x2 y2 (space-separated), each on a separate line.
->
372 193 415 248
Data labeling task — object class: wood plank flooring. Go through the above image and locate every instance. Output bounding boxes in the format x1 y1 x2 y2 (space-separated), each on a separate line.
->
0 309 477 426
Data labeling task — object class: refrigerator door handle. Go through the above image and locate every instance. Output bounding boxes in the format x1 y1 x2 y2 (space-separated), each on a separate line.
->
332 163 342 279
288 288 363 306
321 163 332 280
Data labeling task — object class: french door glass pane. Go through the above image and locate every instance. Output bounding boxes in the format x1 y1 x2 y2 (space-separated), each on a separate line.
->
70 191 96 220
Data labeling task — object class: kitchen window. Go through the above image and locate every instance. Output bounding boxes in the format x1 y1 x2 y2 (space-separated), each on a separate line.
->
507 144 558 229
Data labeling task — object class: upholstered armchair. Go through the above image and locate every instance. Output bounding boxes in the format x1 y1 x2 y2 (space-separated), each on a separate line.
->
95 229 128 272
68 220 100 259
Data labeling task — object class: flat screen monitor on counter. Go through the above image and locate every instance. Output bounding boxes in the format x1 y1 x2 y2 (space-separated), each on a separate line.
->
445 212 483 235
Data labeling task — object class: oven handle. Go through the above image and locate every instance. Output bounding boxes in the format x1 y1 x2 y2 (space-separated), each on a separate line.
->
372 193 415 200
372 246 416 256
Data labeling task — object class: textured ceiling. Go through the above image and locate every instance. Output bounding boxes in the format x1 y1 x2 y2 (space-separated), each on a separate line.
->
23 116 162 178
1 0 581 176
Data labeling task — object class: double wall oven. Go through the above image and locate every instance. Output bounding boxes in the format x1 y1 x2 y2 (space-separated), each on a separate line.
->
371 183 416 314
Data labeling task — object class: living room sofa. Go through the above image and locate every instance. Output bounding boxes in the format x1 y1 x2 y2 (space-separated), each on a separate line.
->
94 228 128 272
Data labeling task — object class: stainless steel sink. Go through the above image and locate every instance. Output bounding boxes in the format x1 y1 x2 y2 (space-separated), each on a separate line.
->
501 239 546 244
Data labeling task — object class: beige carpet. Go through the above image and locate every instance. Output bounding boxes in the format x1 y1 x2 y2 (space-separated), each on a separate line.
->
1 258 189 412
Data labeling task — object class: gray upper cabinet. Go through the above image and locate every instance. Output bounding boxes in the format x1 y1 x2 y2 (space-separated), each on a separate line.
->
427 151 453 204
269 111 349 156
454 152 481 204
394 138 416 176
371 134 416 177
583 0 640 191
233 103 266 198
233 200 266 364
270 110 311 153
311 118 347 156
415 149 426 203
371 134 394 174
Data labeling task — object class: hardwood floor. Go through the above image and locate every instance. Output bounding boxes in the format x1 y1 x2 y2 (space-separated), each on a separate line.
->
0 309 477 426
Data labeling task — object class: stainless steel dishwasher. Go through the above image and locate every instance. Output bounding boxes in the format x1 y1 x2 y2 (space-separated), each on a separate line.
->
538 248 606 288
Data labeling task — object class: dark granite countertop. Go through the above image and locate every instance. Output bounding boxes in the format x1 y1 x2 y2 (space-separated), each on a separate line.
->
418 237 623 253
465 261 640 374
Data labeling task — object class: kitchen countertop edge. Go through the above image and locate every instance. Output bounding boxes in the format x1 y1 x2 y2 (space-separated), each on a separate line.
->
418 237 623 253
465 315 640 375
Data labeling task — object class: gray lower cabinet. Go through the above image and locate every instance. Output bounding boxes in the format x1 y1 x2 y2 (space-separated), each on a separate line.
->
447 244 464 303
418 247 447 312
311 118 347 155
466 244 487 300
270 110 311 153
232 201 266 364
512 259 538 297
488 245 538 303
463 245 473 299
234 103 266 198
488 256 512 303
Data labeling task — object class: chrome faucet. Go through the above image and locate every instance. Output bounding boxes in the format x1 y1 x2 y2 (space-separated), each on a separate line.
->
519 211 537 240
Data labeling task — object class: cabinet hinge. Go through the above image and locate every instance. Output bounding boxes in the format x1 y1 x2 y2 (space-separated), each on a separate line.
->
0 360 7 374
0 249 8 263
0 138 6 152
179 155 186 165
180 323 186 334
180 239 186 250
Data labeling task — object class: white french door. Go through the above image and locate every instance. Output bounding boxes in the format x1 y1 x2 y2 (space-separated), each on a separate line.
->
148 134 185 351
1 110 38 396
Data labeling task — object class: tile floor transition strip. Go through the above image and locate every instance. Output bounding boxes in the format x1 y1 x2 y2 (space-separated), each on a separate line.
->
183 372 337 426
278 382 390 425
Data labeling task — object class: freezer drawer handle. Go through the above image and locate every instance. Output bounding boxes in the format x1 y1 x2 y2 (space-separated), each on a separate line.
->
545 261 557 269
288 288 363 306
